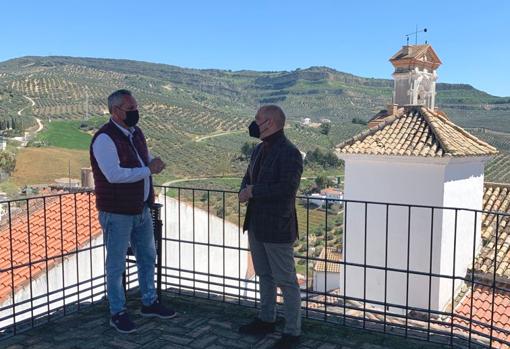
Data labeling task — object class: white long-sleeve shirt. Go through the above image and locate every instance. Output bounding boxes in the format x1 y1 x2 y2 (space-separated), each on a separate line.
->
92 119 153 201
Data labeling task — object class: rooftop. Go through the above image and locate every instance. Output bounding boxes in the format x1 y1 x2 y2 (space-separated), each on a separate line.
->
320 188 343 195
475 182 510 281
0 290 450 349
455 285 510 348
389 45 442 70
313 247 342 273
0 192 100 302
335 106 497 158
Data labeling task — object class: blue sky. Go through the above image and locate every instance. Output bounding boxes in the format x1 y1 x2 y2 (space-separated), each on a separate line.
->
1 0 509 96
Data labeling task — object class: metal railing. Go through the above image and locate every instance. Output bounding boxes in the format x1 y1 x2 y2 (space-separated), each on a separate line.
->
0 186 508 348
0 191 164 339
0 191 104 336
156 185 510 349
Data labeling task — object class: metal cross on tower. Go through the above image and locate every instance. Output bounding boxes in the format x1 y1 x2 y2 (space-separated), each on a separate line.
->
405 26 428 46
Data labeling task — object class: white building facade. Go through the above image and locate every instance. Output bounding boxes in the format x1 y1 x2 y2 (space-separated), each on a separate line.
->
339 154 490 314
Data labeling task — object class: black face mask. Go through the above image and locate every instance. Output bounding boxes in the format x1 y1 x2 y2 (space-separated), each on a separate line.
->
248 120 268 138
125 110 139 127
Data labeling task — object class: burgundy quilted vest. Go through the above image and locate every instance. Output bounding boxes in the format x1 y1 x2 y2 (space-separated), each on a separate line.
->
90 120 154 214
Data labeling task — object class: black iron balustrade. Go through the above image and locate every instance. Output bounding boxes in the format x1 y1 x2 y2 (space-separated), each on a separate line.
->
0 191 103 336
0 186 508 349
155 185 510 349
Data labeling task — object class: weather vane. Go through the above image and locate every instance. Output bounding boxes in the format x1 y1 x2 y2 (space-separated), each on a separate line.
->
405 26 428 46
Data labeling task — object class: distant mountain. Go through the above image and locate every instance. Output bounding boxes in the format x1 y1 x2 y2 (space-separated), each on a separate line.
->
0 56 509 178
1 56 509 121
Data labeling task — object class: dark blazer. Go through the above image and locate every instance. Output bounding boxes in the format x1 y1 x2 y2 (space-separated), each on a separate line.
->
241 133 303 243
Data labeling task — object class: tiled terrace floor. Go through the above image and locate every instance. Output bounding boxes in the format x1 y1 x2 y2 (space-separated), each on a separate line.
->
1 291 451 349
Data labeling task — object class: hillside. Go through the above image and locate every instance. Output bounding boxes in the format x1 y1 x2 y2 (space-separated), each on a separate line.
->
0 56 509 182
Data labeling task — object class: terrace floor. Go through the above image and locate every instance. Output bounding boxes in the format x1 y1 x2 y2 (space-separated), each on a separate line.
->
1 290 450 349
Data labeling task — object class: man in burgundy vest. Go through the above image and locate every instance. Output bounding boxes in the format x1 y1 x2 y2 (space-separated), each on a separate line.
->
90 89 175 334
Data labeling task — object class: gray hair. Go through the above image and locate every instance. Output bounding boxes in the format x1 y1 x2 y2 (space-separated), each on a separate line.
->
108 89 132 113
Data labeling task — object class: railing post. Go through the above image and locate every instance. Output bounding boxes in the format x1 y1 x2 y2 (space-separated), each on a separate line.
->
151 203 164 300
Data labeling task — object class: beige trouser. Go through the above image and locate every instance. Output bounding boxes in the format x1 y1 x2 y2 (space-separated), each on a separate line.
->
248 230 302 336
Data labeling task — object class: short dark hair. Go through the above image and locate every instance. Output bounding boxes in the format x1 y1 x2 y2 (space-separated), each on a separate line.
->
257 105 286 128
108 89 132 113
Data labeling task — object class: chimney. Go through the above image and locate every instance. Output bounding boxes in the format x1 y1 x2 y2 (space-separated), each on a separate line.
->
387 104 399 116
81 168 94 189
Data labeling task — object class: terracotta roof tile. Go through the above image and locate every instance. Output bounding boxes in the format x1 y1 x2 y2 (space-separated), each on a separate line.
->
307 288 344 310
390 44 434 61
454 285 510 348
0 193 101 302
335 106 497 158
473 183 510 280
389 45 442 70
313 247 342 273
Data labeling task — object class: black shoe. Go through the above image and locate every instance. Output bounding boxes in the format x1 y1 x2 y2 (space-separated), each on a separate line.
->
141 299 177 319
110 311 136 334
238 318 276 335
271 334 300 349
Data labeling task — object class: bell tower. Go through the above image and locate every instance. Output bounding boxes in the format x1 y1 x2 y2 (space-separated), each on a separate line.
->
390 44 441 109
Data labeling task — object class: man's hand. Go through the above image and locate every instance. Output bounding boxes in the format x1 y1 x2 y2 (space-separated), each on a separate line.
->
149 157 166 174
239 185 253 203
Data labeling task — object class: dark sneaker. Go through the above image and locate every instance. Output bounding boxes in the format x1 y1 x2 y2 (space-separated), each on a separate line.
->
110 311 136 334
140 299 177 319
238 318 276 335
271 334 300 349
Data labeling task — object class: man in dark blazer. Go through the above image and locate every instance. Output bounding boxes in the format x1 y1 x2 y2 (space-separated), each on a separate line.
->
238 105 303 348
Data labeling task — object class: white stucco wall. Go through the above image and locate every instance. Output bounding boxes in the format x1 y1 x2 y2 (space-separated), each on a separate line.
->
339 155 488 315
313 271 341 294
436 159 485 310
340 155 446 315
159 195 251 300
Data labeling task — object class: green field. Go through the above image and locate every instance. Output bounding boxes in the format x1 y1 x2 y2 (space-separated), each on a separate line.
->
35 120 92 150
